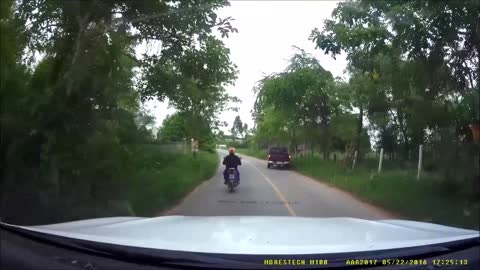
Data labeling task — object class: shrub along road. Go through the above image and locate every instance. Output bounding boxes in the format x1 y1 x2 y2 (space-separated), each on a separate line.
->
235 149 479 230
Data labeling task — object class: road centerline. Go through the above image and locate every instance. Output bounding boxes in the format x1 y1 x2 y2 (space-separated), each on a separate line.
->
245 159 297 216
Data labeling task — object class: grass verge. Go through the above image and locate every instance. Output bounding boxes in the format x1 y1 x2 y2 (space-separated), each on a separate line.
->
127 147 218 216
237 149 478 230
0 146 219 225
294 156 479 230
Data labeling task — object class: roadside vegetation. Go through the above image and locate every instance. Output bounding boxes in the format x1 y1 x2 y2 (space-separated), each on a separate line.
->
234 0 479 229
235 147 479 229
128 148 218 217
1 0 235 225
3 145 218 225
294 156 479 230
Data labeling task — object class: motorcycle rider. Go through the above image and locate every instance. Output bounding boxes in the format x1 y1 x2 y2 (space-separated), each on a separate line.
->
222 147 241 184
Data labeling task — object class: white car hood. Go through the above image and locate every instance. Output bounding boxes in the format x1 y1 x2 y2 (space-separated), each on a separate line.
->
8 216 479 255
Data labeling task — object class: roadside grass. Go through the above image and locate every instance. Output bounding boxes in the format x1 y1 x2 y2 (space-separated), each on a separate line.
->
127 146 218 216
0 145 219 225
236 149 478 230
294 156 479 230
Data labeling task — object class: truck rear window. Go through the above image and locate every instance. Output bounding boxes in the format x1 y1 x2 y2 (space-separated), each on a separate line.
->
269 147 288 154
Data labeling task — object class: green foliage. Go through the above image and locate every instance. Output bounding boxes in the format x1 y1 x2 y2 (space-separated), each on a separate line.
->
158 113 189 143
157 111 217 152
236 148 267 160
330 113 357 151
141 35 238 137
308 0 479 183
254 106 291 146
128 149 218 216
230 115 244 138
226 139 250 149
252 48 363 156
1 0 236 224
244 1 479 227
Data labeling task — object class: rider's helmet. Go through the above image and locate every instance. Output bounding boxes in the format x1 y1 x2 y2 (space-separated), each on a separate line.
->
229 147 235 154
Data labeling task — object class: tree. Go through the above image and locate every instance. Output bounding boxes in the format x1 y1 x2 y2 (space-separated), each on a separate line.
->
12 0 238 147
1 0 30 188
254 106 291 147
253 48 339 157
141 35 238 141
230 115 243 139
310 0 479 160
242 123 249 138
309 0 478 192
377 124 398 160
157 113 188 143
1 0 238 222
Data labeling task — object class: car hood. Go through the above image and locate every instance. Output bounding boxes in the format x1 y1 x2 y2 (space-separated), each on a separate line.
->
6 216 479 255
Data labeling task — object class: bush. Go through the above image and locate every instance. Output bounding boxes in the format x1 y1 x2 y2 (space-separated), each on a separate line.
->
127 150 218 216
1 143 219 225
293 156 479 230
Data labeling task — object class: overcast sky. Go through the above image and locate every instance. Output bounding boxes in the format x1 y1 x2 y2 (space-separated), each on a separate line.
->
144 0 347 133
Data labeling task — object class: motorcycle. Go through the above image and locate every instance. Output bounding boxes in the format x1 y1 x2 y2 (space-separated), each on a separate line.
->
226 168 239 192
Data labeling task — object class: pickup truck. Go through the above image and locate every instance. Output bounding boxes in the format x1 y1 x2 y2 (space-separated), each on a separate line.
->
267 147 291 169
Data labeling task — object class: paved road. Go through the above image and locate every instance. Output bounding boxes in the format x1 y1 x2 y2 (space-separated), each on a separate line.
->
161 150 394 219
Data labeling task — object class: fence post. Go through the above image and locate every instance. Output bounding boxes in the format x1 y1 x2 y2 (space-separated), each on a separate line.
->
378 148 384 174
352 150 358 170
417 144 423 180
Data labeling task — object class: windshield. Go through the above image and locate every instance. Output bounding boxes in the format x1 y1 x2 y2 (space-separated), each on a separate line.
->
1 0 479 267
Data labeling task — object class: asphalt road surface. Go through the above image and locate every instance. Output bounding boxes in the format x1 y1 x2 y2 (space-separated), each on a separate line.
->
161 150 394 219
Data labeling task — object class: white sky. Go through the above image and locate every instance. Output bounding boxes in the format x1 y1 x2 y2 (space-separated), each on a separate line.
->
144 1 348 133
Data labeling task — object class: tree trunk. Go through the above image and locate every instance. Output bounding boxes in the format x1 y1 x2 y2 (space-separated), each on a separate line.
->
355 104 364 159
476 39 480 121
303 138 306 158
65 11 92 97
395 108 410 160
